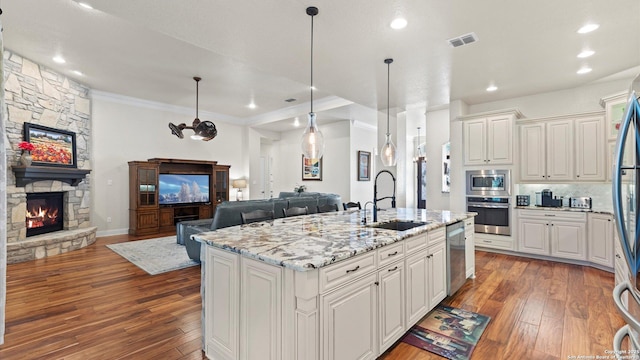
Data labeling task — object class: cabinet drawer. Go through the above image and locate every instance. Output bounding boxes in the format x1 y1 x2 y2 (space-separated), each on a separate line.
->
427 227 446 246
518 209 586 221
378 242 405 267
405 234 428 253
464 218 474 233
320 252 377 293
475 236 514 250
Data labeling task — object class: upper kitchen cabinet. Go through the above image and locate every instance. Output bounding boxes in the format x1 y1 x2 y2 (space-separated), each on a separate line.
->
518 111 605 182
461 109 523 166
600 91 628 141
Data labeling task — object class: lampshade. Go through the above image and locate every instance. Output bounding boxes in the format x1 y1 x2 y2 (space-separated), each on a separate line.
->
300 6 325 160
380 58 397 167
169 77 218 142
232 179 247 189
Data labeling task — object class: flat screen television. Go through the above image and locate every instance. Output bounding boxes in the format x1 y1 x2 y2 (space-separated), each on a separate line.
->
159 174 210 205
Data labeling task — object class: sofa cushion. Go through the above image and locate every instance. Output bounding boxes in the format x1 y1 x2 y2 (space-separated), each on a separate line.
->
287 196 321 214
211 200 274 230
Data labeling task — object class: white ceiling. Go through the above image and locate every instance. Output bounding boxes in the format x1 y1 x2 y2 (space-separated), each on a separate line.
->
3 0 639 132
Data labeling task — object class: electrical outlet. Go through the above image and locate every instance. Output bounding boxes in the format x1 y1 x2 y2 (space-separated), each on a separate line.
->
107 179 113 186
107 217 112 223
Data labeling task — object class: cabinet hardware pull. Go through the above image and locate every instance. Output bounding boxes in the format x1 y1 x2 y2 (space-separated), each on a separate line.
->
616 254 621 259
484 240 492 243
374 281 379 286
544 214 556 217
346 265 360 274
388 251 398 257
388 266 398 272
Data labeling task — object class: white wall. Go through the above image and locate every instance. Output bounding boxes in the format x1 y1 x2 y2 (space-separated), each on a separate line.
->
91 92 246 236
424 109 450 210
271 121 351 201
349 121 377 205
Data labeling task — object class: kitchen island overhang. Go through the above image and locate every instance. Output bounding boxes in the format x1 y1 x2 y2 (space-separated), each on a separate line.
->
194 208 476 360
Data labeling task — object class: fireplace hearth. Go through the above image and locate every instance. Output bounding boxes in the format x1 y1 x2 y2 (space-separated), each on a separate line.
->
26 192 64 237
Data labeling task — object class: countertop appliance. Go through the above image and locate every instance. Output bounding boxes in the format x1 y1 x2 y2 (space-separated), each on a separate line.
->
446 221 466 296
466 169 510 197
535 189 562 207
516 195 530 206
612 81 640 352
570 196 592 209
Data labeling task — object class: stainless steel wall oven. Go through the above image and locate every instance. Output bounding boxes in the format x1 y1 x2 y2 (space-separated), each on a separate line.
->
466 197 511 236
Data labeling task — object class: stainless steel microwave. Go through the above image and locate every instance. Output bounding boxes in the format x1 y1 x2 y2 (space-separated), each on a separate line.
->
466 169 511 197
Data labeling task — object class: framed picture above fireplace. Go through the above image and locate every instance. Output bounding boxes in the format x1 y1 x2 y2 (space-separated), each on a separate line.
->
24 122 77 168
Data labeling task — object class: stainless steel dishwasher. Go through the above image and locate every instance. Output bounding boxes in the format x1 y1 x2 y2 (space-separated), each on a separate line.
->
446 221 466 296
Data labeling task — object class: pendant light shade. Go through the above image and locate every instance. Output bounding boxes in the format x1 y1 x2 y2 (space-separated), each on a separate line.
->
301 6 325 160
380 58 397 167
169 77 218 141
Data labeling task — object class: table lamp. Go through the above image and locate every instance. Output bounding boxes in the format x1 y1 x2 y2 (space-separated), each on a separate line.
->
232 179 247 201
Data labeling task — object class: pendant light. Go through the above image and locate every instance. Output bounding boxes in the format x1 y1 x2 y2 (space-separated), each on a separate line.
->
380 58 397 166
169 77 218 141
301 6 325 160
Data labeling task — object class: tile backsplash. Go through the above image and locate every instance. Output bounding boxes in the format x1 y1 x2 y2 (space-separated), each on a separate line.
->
517 183 612 212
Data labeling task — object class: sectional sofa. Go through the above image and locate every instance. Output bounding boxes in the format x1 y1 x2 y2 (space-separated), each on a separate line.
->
178 192 342 262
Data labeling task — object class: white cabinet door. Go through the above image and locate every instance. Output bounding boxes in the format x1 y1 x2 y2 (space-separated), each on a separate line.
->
550 221 586 260
321 273 378 360
428 242 447 309
205 247 240 360
588 213 614 268
464 218 475 278
546 120 573 181
405 249 429 326
463 119 487 165
518 218 549 255
240 258 282 360
378 262 405 353
575 116 605 181
486 115 513 164
519 123 546 181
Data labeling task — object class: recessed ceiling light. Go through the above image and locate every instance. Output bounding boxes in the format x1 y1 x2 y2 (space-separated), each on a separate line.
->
53 56 66 64
577 23 599 34
248 102 256 109
293 117 300 127
78 2 93 10
486 85 498 92
72 70 83 76
390 17 408 30
577 66 592 74
577 50 595 58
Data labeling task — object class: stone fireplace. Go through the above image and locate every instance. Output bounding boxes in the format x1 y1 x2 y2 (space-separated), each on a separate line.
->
5 50 97 264
26 192 64 237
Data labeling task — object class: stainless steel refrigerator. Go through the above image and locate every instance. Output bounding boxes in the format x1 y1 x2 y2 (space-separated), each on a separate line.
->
612 74 640 351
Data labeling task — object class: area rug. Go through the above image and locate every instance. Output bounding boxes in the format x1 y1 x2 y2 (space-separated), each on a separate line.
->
106 236 199 275
401 305 491 360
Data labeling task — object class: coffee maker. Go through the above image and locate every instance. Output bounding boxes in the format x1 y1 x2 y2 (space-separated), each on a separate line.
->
535 189 561 207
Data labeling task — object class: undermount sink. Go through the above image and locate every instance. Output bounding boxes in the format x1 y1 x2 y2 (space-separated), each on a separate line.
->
369 220 429 231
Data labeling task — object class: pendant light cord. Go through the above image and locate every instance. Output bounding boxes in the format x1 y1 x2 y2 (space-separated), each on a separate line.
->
310 12 314 113
386 61 390 135
195 79 199 119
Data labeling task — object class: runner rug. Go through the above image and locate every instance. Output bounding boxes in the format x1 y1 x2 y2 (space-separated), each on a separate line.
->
401 305 491 360
107 236 199 275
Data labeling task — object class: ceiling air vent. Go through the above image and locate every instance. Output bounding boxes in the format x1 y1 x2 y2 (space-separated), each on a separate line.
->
448 32 479 48
284 98 297 103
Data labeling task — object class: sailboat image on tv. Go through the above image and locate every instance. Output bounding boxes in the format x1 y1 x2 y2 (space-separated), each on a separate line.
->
158 174 210 205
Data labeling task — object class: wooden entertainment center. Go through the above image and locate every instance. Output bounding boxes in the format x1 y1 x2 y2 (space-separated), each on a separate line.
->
128 158 230 236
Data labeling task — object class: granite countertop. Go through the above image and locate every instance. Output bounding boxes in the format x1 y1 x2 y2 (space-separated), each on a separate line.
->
193 208 475 272
515 205 613 215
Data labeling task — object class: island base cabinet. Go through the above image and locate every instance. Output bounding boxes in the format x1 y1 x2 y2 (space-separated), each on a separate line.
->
378 262 405 352
240 258 282 360
429 242 447 307
321 273 378 360
204 248 240 360
405 250 429 326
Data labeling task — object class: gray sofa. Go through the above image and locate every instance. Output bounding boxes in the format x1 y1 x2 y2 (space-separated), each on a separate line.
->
178 192 342 262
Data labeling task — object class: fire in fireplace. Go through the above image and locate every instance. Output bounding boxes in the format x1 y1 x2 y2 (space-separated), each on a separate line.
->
26 192 64 237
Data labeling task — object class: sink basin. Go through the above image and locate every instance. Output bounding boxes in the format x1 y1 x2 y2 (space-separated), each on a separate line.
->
369 220 429 231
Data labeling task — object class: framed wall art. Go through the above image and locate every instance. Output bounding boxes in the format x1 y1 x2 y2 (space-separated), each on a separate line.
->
302 155 322 181
24 122 77 168
357 151 371 181
442 142 451 193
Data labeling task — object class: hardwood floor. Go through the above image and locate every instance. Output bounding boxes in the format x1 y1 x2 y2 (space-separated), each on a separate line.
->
0 234 626 360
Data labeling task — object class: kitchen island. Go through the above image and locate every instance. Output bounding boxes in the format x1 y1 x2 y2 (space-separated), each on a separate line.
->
194 208 475 360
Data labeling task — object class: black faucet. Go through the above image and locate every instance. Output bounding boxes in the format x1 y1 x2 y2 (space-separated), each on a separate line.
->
373 170 396 223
